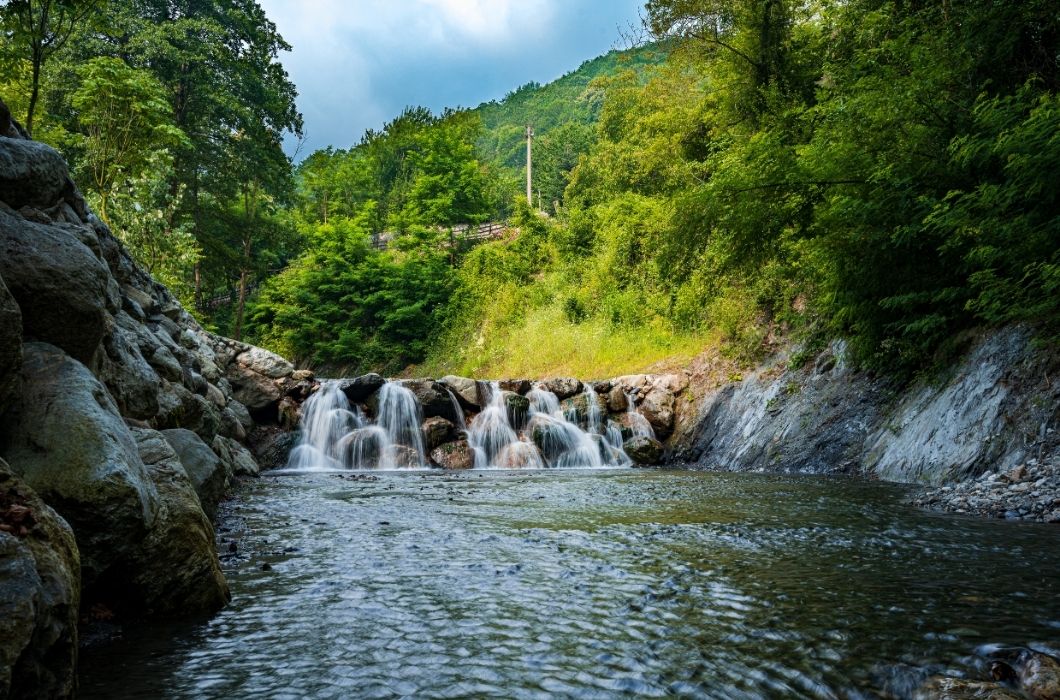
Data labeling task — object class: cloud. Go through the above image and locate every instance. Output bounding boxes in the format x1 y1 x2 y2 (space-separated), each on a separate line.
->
256 0 643 157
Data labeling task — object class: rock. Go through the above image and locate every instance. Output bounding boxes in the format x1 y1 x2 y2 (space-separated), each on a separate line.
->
606 386 628 413
498 379 531 395
278 397 300 430
126 429 229 615
400 379 459 423
249 426 297 471
503 391 531 430
0 458 79 700
559 392 606 429
218 407 247 442
430 440 474 470
914 676 1024 700
0 274 21 416
154 382 220 444
639 387 676 440
227 363 282 414
988 648 1060 700
160 429 229 519
291 369 314 382
96 318 161 420
538 377 583 400
235 346 293 379
388 444 421 469
439 375 481 410
593 380 613 393
422 417 456 449
0 343 159 588
205 382 226 409
0 138 70 209
0 209 112 364
337 373 385 403
227 399 254 434
624 436 664 466
212 436 259 477
147 345 182 382
653 373 690 395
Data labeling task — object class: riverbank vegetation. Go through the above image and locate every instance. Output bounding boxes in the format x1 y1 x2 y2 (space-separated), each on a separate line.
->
2 0 1056 377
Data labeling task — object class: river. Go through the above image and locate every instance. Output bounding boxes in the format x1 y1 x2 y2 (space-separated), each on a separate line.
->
79 469 1060 699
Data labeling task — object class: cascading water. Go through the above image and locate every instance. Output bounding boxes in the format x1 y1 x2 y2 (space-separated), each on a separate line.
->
287 378 646 470
624 391 656 438
287 380 426 470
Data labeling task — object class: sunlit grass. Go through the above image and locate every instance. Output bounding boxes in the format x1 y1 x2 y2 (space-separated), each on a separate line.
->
415 305 713 379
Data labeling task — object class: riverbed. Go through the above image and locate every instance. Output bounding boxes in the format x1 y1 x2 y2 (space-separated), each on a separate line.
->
79 469 1060 699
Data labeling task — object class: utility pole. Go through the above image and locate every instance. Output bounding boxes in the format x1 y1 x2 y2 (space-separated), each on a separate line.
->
526 124 534 206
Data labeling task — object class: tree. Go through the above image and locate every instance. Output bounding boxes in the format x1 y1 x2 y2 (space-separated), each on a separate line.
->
0 0 101 136
70 56 186 223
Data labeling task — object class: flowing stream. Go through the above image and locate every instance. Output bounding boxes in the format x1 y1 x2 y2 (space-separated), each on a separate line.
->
79 469 1060 699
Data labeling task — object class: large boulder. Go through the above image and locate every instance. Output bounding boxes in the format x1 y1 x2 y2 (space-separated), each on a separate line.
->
212 435 260 477
0 138 70 209
400 379 459 422
227 364 282 415
538 377 583 400
498 379 531 395
160 429 230 519
624 436 664 466
638 387 676 440
0 458 79 700
0 210 113 364
154 381 220 443
249 426 297 471
438 375 481 410
235 346 293 379
96 317 161 420
0 343 159 587
337 373 385 403
430 440 474 470
0 273 21 415
126 429 229 616
422 417 456 449
502 391 530 430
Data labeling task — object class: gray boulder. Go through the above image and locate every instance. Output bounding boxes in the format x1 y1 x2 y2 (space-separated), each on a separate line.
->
0 210 112 364
160 429 230 519
538 377 583 400
0 458 79 700
439 375 481 410
638 387 675 440
126 429 229 615
0 138 69 209
0 273 21 416
498 379 531 395
227 363 282 413
154 382 220 443
0 343 159 587
624 436 664 466
96 317 161 420
235 346 293 379
400 379 459 422
337 373 385 403
212 435 260 477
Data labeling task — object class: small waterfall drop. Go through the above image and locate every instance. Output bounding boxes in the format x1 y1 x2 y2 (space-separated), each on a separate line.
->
286 378 645 471
624 392 656 439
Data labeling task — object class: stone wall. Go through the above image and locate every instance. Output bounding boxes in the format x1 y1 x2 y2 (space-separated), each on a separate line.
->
0 100 302 697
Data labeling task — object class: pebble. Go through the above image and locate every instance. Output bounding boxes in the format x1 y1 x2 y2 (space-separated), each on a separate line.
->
911 459 1060 524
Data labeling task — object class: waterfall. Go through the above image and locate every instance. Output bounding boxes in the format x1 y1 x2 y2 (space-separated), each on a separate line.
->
625 392 655 439
285 378 645 471
468 382 542 469
286 380 425 470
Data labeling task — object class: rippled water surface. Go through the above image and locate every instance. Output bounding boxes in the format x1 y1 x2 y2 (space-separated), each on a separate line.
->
80 470 1060 699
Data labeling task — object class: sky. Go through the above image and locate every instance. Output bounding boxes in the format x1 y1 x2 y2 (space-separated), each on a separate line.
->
256 0 645 159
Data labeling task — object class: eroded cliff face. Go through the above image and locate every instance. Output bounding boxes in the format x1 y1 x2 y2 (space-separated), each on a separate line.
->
0 101 301 697
673 328 1059 489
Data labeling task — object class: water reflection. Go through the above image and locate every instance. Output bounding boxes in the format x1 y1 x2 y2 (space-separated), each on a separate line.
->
80 471 1060 699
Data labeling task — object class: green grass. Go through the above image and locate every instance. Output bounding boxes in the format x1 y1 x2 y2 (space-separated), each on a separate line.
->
414 304 711 380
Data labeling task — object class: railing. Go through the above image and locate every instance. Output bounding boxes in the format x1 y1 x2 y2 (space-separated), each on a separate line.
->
371 221 516 250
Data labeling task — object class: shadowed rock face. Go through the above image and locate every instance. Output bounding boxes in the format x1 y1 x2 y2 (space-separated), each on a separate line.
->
0 98 302 696
0 457 79 700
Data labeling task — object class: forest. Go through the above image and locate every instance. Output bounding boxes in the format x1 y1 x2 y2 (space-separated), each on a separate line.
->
2 0 1057 378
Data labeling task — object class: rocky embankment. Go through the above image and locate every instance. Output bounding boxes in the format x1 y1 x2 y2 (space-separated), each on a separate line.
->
0 101 303 697
671 329 1059 521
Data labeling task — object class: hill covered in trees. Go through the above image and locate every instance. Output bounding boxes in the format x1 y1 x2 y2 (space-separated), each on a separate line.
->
3 0 1056 380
